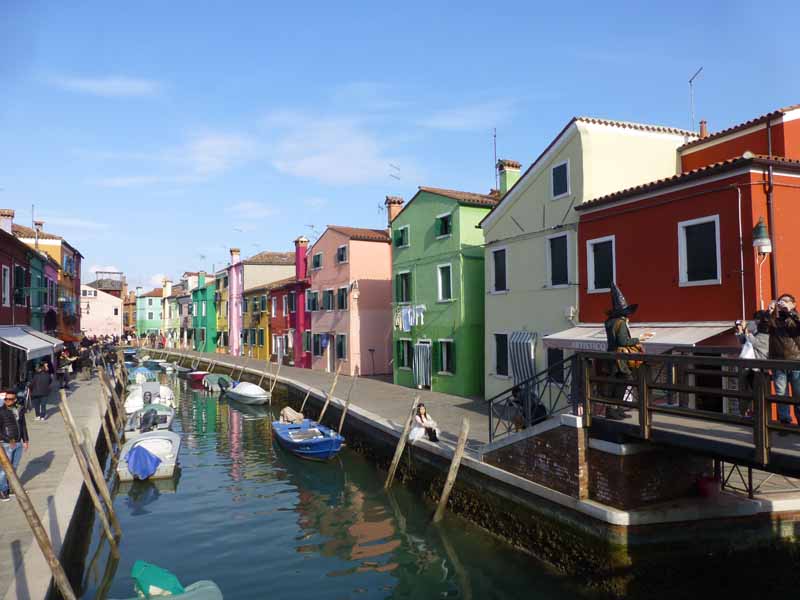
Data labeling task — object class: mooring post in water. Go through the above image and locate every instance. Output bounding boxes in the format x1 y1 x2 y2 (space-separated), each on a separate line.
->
208 361 215 374
100 370 125 430
269 361 282 405
318 361 344 423
433 417 470 524
338 369 359 435
58 392 121 555
0 446 78 600
81 426 122 536
384 395 419 490
299 388 312 413
258 359 270 388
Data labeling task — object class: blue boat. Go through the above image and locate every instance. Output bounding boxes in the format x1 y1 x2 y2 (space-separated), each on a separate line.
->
271 419 345 461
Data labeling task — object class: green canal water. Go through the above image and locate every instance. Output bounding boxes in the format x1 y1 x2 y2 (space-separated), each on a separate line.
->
77 376 592 600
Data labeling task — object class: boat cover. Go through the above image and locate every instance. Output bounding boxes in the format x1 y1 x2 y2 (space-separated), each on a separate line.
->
132 560 185 596
126 445 162 480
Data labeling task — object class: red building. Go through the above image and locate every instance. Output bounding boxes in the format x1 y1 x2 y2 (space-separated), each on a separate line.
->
0 216 31 327
268 236 311 368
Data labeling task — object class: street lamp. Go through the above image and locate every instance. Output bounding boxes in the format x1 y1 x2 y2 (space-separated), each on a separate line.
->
753 217 772 254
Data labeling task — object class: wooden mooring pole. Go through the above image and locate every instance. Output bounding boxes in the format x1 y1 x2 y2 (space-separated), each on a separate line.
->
338 369 359 435
299 389 312 413
268 361 282 405
81 426 121 532
94 390 115 458
0 447 78 600
384 395 420 490
318 362 344 423
432 417 470 524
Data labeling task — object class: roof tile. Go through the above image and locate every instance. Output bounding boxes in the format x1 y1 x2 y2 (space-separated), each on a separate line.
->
326 226 391 243
679 105 800 151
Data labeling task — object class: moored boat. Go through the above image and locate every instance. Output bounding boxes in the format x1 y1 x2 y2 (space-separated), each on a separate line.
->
143 358 167 370
117 430 182 482
111 560 222 600
188 370 208 383
124 404 175 442
125 385 176 414
271 419 344 461
221 380 270 405
203 374 233 392
128 367 157 384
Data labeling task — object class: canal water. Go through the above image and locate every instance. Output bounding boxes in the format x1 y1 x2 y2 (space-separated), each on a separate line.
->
77 376 591 599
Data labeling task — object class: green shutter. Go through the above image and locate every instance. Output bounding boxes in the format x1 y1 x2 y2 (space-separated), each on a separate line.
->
449 341 456 374
435 217 442 236
432 341 441 373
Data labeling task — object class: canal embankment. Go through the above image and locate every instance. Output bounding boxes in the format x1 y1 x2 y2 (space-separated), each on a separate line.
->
0 376 108 600
153 348 800 597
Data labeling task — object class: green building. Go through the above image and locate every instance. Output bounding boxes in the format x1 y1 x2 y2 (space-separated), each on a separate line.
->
192 273 217 352
387 186 499 398
28 252 45 331
136 287 163 336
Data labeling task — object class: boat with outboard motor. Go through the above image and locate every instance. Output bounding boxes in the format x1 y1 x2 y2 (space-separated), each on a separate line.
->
143 358 167 370
117 430 181 482
124 404 175 442
271 418 345 461
125 385 176 414
128 367 158 384
219 380 270 404
203 374 233 392
188 370 208 383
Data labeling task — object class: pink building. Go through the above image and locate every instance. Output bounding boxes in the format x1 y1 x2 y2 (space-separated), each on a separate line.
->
307 226 392 376
80 284 122 337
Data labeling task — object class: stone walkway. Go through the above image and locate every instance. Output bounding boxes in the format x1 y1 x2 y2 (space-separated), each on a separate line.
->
0 376 105 600
152 348 491 450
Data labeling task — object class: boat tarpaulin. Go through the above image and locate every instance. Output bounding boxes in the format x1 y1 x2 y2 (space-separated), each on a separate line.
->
126 445 162 480
542 322 734 353
0 326 56 360
510 331 536 385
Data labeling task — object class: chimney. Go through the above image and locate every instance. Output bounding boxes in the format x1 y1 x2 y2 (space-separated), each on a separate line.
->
384 196 404 226
0 209 14 234
162 278 172 298
497 159 521 195
230 247 241 265
136 286 143 297
294 236 309 280
699 120 708 138
34 220 44 249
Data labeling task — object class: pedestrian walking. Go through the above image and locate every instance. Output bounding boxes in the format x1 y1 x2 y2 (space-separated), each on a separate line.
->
0 389 29 501
768 294 800 427
29 364 52 421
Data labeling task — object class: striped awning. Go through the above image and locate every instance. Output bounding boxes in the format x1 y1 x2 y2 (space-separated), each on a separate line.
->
510 331 536 385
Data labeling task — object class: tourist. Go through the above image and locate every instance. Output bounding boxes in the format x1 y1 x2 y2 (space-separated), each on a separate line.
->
0 390 29 502
29 363 52 421
409 403 439 442
603 284 653 420
768 294 800 427
735 310 770 417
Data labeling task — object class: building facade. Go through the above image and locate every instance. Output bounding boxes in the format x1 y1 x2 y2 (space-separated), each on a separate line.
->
0 213 31 327
192 273 217 353
80 284 123 337
136 287 163 336
388 187 497 398
242 285 269 360
308 226 392 376
266 277 297 365
123 291 137 336
479 118 697 397
215 268 229 353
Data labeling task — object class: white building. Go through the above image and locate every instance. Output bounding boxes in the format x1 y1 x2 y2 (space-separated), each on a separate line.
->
80 284 123 337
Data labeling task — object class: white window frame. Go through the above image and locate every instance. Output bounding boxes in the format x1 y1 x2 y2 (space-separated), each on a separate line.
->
396 269 411 304
586 235 616 294
323 288 335 312
493 331 510 379
1 266 8 307
678 214 721 287
490 246 509 294
282 294 288 315
545 231 572 289
398 337 412 370
147 311 154 320
289 291 296 313
202 300 206 316
397 225 410 249
303 329 311 353
438 338 454 376
337 286 348 311
435 211 454 240
336 244 348 264
312 252 323 270
437 263 454 302
271 296 277 318
551 159 570 200
148 298 153 306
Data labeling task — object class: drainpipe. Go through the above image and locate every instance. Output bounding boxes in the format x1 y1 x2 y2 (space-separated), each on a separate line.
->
735 186 746 321
766 118 778 299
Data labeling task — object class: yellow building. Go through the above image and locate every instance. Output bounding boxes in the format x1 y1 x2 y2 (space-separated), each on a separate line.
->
241 285 269 360
215 268 229 353
480 117 697 398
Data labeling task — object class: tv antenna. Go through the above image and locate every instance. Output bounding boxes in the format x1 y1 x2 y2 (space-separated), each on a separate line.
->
388 163 401 181
689 66 703 131
493 128 498 190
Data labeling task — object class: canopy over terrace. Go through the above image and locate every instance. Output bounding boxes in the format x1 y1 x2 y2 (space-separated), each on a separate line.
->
542 322 735 354
0 326 63 360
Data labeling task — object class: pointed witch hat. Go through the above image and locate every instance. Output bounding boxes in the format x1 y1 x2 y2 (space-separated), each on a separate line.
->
608 283 638 318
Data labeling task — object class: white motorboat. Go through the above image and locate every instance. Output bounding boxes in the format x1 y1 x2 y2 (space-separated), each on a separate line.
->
124 404 175 442
222 381 270 405
117 430 181 482
125 385 176 414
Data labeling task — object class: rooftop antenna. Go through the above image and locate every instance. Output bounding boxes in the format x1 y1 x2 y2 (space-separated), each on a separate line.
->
388 163 400 181
493 128 498 191
689 66 703 131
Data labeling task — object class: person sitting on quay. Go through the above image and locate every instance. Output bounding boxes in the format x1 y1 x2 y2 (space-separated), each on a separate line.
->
0 389 29 502
29 363 52 422
409 403 439 443
768 293 800 429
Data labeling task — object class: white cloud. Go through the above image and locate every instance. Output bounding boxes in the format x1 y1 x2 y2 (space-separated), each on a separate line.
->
149 273 167 287
231 201 277 219
50 75 161 97
182 133 257 176
89 264 120 274
419 101 515 132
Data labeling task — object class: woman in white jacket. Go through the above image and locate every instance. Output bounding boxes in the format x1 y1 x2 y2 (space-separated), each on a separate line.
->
409 403 439 442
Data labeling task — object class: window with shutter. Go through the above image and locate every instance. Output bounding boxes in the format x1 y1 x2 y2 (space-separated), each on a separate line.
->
396 272 411 303
587 236 615 292
436 214 452 237
547 234 569 286
679 216 720 285
336 334 347 359
494 334 509 376
492 248 507 292
438 340 455 374
437 265 452 301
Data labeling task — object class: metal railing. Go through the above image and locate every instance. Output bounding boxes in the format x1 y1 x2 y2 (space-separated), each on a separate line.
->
486 356 577 443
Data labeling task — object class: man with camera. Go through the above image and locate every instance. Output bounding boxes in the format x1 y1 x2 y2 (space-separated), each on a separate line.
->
768 294 800 426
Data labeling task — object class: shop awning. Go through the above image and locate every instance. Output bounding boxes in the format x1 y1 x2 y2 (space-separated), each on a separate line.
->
509 331 536 385
25 329 64 354
0 326 59 360
542 322 734 354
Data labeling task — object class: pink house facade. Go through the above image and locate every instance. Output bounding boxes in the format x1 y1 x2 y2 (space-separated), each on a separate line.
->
80 284 123 337
308 226 392 376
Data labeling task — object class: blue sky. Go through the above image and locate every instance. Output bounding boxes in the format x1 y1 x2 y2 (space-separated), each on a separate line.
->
1 1 798 289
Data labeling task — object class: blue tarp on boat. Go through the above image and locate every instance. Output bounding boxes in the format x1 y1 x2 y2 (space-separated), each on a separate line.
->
126 445 162 480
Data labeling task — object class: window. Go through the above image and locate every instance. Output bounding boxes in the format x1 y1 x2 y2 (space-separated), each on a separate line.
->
148 312 154 320
312 333 322 356
1 266 8 307
337 287 348 310
491 248 508 292
396 271 411 303
397 339 412 368
679 215 721 286
272 334 279 353
303 330 311 353
202 301 206 316
547 348 565 384
261 295 267 312
551 160 569 199
242 329 249 345
258 328 265 346
437 264 453 301
252 297 259 312
323 289 334 311
336 334 347 360
394 226 409 248
242 298 248 313
148 298 153 306
436 213 453 237
547 233 569 287
336 245 348 264
271 296 277 317
587 236 616 292
312 253 322 269
438 340 455 374
250 328 256 346
223 276 228 289
281 294 287 315
81 290 87 297
114 308 119 316
494 333 509 377
306 291 319 312
288 291 296 313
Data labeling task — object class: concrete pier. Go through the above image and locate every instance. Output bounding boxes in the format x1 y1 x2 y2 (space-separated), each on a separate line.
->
0 377 105 600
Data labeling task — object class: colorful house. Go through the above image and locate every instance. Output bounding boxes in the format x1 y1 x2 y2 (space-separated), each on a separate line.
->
308 226 392 376
28 250 59 332
0 211 31 327
191 273 217 352
266 276 298 365
479 118 697 398
136 287 163 336
80 284 122 337
226 248 295 356
215 268 229 352
388 186 498 398
123 291 137 336
162 280 185 347
241 285 269 360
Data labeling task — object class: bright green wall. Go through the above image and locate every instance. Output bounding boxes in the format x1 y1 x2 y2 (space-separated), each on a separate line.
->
192 280 217 352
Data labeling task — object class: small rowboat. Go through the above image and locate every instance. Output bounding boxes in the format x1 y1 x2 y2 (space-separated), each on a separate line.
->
117 430 181 482
187 371 208 383
271 419 344 461
124 404 175 442
221 381 270 405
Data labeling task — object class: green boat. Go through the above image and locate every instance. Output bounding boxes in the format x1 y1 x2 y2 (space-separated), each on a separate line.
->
112 560 222 599
202 373 234 392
